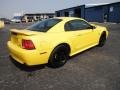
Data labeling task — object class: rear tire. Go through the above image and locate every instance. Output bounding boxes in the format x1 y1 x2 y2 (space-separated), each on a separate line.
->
48 45 69 68
98 33 106 47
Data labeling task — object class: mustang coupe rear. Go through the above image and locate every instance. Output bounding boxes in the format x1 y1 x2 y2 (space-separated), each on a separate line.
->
7 17 108 68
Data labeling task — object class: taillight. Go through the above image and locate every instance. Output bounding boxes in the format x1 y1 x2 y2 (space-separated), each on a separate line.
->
22 39 35 50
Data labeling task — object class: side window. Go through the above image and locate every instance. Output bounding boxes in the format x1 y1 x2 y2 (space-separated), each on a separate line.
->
64 22 73 30
65 20 92 31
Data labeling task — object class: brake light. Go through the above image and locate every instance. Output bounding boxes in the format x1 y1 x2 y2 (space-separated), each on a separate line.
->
22 39 35 50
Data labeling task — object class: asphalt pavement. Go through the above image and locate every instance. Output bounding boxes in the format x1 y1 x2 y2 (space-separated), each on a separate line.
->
0 22 120 90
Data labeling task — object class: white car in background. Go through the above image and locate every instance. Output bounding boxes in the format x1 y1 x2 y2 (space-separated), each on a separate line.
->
11 19 21 23
11 15 22 23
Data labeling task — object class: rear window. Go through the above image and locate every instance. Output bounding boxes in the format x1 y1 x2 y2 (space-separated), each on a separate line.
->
27 19 62 32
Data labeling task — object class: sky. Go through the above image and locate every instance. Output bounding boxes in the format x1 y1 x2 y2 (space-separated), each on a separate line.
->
0 0 120 19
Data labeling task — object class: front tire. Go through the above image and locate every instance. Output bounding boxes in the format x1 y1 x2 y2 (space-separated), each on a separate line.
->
98 33 106 47
48 45 69 68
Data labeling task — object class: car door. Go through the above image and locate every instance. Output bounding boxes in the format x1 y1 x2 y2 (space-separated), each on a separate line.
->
65 19 98 53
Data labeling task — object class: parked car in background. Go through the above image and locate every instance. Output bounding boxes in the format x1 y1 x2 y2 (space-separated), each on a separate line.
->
7 17 108 68
0 18 12 24
0 20 4 29
11 18 21 23
11 16 22 23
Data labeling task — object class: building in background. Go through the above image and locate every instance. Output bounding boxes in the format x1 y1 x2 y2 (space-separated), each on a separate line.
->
56 5 85 19
85 2 120 23
22 13 55 22
55 2 120 23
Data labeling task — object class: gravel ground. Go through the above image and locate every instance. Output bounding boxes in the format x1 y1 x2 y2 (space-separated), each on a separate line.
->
0 22 120 90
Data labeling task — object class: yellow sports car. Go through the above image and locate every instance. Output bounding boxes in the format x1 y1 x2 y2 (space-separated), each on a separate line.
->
7 17 108 68
0 20 4 29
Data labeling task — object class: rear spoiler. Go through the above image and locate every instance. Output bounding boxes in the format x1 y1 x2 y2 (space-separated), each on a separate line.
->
10 29 39 36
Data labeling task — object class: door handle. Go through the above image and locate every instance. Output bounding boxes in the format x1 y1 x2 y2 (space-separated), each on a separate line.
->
77 34 82 36
76 34 83 36
71 34 82 38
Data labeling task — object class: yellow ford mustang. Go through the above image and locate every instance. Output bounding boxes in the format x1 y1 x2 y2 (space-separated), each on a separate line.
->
7 17 108 68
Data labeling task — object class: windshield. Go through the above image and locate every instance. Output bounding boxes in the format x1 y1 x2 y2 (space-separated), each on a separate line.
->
27 19 62 32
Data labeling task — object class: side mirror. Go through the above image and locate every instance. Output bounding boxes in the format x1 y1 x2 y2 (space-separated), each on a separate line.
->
90 24 96 29
90 26 96 29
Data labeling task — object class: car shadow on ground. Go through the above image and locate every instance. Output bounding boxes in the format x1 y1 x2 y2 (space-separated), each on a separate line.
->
69 46 98 59
9 46 99 72
9 56 46 72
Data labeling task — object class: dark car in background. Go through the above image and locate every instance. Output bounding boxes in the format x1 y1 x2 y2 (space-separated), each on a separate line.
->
0 18 12 24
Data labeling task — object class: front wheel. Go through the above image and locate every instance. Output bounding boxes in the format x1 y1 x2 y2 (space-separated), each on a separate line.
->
98 34 106 47
48 45 69 68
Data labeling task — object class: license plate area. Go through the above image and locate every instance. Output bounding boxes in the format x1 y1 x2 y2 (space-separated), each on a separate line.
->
12 32 17 35
12 36 18 44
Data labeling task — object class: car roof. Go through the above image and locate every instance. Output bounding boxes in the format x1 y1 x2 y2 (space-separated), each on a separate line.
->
54 17 84 21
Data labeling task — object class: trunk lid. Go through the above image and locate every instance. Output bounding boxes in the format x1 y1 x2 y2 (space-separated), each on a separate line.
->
10 29 42 48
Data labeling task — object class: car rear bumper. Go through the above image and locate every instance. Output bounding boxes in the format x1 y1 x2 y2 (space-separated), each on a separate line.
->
7 41 48 66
